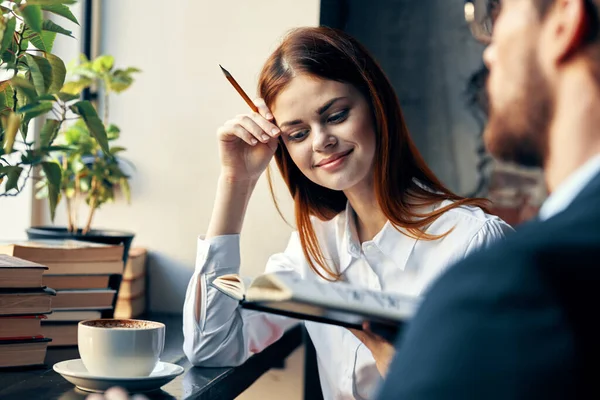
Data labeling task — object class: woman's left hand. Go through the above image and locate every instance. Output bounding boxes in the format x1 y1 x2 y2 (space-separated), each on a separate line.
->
85 386 148 400
349 322 396 377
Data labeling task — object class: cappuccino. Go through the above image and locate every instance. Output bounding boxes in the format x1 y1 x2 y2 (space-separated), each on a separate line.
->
78 318 165 377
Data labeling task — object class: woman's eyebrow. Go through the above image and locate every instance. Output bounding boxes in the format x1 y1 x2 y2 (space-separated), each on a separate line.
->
279 97 347 128
317 97 346 115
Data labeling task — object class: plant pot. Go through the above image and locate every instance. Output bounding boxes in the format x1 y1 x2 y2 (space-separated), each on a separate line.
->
26 226 135 265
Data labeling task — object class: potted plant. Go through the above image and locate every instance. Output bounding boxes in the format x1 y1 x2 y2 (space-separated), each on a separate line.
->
26 54 140 262
0 0 85 201
0 1 137 262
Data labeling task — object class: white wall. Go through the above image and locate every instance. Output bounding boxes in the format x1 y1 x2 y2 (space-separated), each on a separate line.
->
40 0 320 313
0 116 34 241
0 173 33 242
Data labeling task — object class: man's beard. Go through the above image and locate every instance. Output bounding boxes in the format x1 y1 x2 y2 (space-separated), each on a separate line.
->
484 56 552 168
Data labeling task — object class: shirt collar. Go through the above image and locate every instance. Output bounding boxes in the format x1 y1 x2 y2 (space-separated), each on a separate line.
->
338 202 418 274
338 202 360 273
539 153 600 221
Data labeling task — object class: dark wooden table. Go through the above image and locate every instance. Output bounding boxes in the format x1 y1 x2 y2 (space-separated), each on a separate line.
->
0 314 303 400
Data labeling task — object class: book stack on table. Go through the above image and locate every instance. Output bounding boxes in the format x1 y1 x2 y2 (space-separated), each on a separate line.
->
0 240 124 347
0 255 54 368
114 247 147 319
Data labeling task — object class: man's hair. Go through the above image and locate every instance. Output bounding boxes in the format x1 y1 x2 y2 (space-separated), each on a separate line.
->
533 0 556 16
534 0 600 80
534 0 599 37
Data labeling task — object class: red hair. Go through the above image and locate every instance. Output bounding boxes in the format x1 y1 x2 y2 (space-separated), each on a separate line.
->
259 27 489 281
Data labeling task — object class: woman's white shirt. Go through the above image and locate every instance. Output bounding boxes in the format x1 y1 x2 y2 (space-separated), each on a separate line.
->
182 201 513 400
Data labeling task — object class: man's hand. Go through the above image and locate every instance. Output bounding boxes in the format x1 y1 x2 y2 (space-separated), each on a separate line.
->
85 386 149 400
349 322 396 377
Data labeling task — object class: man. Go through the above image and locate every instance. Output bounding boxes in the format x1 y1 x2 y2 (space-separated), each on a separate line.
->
377 0 600 398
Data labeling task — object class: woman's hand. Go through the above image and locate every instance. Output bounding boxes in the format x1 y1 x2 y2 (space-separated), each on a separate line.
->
349 322 396 377
85 386 148 400
217 98 280 182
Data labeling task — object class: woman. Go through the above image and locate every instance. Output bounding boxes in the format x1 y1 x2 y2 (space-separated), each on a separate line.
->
183 27 512 399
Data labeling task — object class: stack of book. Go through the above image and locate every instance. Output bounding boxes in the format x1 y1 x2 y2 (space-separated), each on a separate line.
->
0 255 54 368
0 240 124 347
114 248 147 319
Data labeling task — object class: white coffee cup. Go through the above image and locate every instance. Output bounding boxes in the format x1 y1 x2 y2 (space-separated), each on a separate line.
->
78 319 165 377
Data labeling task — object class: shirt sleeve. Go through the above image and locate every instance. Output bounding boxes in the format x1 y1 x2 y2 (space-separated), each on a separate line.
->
182 233 303 367
464 217 515 257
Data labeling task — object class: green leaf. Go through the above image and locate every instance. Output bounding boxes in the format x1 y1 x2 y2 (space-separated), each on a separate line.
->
22 5 43 33
0 81 15 110
1 50 15 66
56 91 79 102
40 19 73 37
10 76 37 101
40 145 72 153
12 82 34 115
108 70 134 93
41 161 62 222
3 36 18 63
0 20 6 52
61 78 92 95
2 112 20 153
106 124 120 140
20 117 31 141
27 0 77 5
35 94 57 101
15 87 30 111
30 30 56 52
19 101 53 120
0 17 16 55
92 55 114 73
40 118 60 147
17 100 53 115
19 38 29 51
109 146 126 154
0 81 10 92
20 149 43 165
70 65 98 79
70 100 110 154
40 4 79 25
25 53 52 95
46 53 66 94
4 166 23 191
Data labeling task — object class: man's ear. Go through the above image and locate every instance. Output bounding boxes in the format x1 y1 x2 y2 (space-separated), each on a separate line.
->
545 0 590 63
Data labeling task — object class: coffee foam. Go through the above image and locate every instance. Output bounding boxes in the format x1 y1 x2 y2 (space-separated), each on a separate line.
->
81 319 162 329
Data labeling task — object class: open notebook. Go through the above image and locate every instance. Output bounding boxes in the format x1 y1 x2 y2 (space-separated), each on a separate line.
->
210 272 418 342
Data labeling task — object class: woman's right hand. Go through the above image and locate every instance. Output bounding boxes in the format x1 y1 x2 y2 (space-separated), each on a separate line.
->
217 99 280 182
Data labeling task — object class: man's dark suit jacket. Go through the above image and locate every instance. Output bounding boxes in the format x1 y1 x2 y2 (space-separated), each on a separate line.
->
378 172 600 399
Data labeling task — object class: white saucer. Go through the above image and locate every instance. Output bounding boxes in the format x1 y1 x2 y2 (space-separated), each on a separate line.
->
53 359 184 393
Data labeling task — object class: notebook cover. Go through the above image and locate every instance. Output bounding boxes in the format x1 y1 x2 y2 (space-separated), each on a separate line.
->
241 302 402 342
